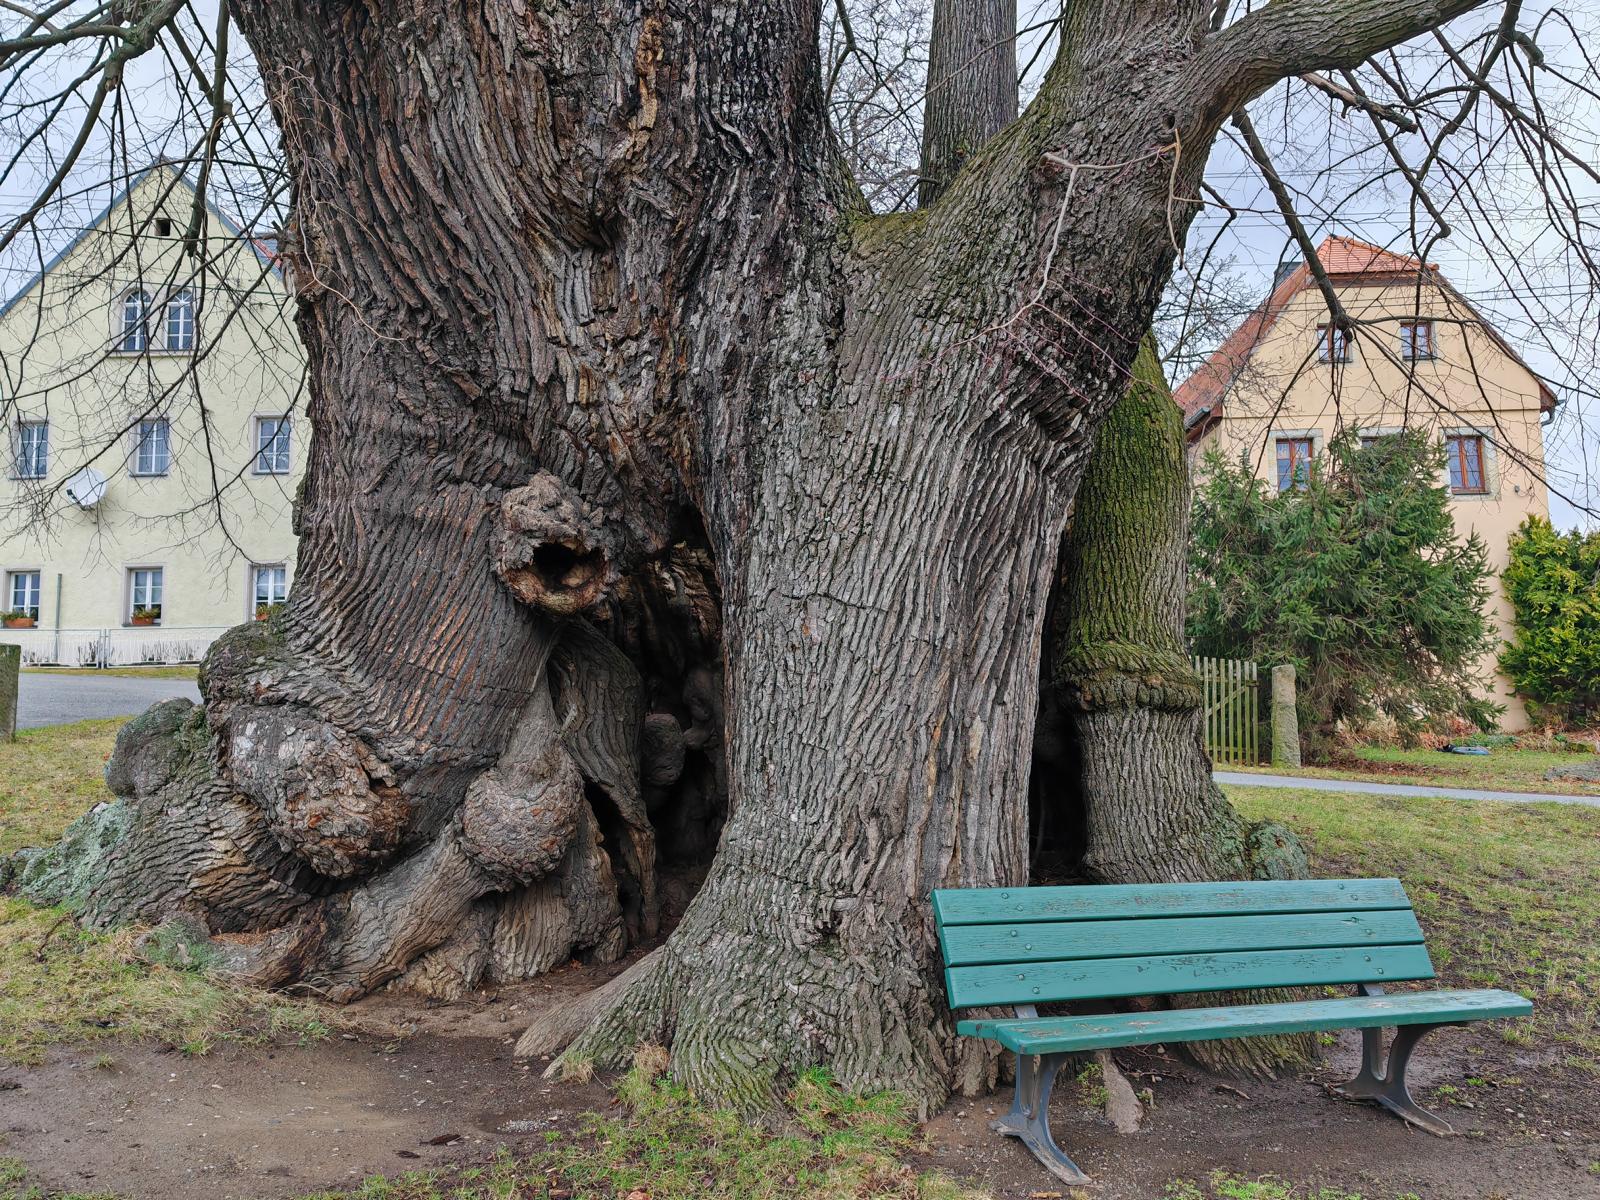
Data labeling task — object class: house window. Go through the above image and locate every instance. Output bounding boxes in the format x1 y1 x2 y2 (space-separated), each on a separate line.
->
164 289 195 352
1400 320 1435 361
1446 434 1488 495
15 421 47 479
8 571 40 620
154 216 172 237
1275 436 1315 493
132 418 171 476
118 288 151 353
1316 324 1351 363
128 567 163 623
254 416 291 475
252 563 288 619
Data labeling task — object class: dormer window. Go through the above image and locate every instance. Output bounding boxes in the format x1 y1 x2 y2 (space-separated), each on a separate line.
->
165 289 195 352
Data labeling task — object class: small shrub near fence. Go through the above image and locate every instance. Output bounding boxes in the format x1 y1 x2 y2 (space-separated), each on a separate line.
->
1193 656 1260 765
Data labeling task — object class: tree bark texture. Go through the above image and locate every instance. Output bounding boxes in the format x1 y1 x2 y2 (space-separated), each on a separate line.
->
10 0 1493 1109
918 0 1018 207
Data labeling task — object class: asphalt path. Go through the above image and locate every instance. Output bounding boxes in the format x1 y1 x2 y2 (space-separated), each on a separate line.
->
1215 769 1600 808
16 672 200 729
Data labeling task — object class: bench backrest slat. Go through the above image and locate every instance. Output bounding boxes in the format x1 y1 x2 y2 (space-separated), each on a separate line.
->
939 909 1424 967
934 878 1431 1009
932 878 1410 926
944 944 1436 1008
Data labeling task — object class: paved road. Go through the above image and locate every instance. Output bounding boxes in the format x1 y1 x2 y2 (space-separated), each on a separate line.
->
16 673 201 730
1215 769 1600 809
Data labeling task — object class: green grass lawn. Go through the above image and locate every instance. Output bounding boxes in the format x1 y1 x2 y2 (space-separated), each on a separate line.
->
1230 745 1600 795
1230 784 1600 1067
20 665 198 680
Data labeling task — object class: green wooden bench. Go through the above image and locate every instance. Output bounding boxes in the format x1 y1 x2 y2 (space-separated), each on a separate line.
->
933 878 1531 1184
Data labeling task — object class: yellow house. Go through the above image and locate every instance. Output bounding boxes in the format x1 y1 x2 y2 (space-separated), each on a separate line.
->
1177 235 1557 731
0 164 305 665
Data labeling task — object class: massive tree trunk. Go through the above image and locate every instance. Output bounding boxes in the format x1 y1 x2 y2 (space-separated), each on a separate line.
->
9 0 1490 1110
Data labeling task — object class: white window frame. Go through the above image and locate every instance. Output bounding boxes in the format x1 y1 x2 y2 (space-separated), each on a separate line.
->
7 570 41 619
1316 323 1352 364
116 287 152 354
164 288 196 353
253 415 292 475
14 420 47 479
250 563 288 619
127 566 164 624
131 417 171 476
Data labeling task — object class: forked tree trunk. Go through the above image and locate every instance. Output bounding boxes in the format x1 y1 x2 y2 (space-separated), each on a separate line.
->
9 0 1487 1109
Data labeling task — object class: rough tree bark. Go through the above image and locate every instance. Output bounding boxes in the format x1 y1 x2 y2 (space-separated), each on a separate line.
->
1045 339 1306 886
9 0 1492 1110
918 0 1018 207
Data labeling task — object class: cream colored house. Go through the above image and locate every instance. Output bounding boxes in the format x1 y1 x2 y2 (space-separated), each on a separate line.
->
0 164 304 665
1177 235 1557 730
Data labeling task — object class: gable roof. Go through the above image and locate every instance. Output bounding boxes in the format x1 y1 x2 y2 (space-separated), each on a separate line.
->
1173 235 1556 436
0 162 281 324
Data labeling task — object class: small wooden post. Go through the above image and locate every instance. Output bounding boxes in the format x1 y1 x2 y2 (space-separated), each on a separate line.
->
1270 663 1300 769
0 643 18 742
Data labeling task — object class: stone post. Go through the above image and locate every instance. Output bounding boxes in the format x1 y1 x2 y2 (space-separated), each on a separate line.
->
1270 663 1300 769
0 644 18 742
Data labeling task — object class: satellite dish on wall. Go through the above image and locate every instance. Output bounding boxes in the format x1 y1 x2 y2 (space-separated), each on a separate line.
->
64 467 107 509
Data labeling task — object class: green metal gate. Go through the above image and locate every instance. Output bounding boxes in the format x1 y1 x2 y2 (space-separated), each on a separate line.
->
1192 656 1260 765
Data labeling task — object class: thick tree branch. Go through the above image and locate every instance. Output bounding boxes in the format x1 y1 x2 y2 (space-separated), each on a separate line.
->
1200 0 1497 113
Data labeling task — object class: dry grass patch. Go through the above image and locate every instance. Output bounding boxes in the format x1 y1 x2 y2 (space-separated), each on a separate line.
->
0 718 121 856
0 897 337 1064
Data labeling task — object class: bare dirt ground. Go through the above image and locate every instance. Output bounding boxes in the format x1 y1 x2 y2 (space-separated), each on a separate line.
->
3 957 1596 1200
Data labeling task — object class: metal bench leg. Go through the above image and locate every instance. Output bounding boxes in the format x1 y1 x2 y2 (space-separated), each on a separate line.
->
993 1052 1091 1185
1333 1024 1458 1136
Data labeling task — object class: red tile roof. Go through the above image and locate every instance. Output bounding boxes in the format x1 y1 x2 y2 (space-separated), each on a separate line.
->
1176 235 1556 428
1173 235 1483 431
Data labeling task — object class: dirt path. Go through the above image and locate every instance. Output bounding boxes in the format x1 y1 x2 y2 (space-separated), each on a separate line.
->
2 969 1596 1200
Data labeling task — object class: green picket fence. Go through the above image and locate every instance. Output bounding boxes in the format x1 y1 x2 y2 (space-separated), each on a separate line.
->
1192 656 1260 766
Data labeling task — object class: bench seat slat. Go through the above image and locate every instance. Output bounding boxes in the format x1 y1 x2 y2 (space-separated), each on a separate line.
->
956 988 1532 1054
939 909 1424 967
933 878 1410 926
945 943 1435 1008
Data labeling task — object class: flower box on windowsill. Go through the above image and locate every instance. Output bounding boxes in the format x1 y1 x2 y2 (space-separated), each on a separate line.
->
130 606 161 627
3 615 35 629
